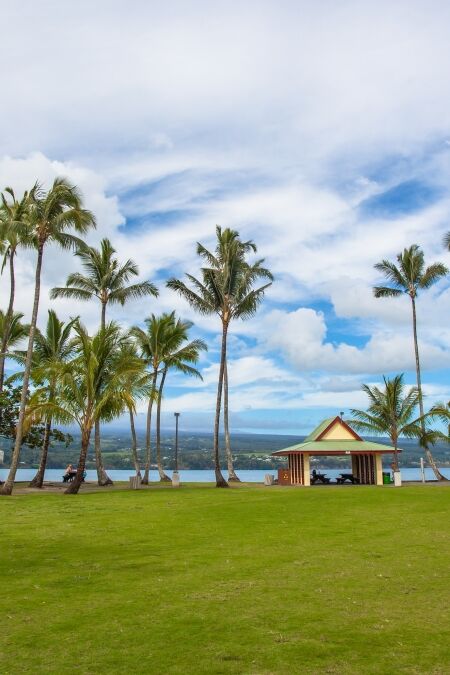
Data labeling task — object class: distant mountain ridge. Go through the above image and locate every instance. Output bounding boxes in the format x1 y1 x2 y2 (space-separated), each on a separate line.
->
1 428 449 470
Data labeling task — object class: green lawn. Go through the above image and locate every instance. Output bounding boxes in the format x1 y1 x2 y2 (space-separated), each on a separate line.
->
1 485 449 674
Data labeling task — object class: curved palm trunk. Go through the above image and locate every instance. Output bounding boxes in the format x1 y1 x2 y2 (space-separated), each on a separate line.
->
411 296 447 481
213 323 229 488
94 301 113 486
129 407 141 477
94 419 113 486
156 367 171 481
223 360 240 481
65 426 91 494
142 369 157 484
29 417 52 488
0 249 16 393
0 244 43 496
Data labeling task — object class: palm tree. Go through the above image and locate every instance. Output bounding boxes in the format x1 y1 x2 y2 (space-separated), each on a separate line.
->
39 322 144 494
0 178 95 496
26 310 77 487
0 311 29 357
155 314 207 481
223 361 236 480
130 313 176 484
0 311 30 429
349 374 441 471
428 401 450 442
373 244 448 480
119 340 155 478
51 238 158 486
167 226 273 487
0 187 32 391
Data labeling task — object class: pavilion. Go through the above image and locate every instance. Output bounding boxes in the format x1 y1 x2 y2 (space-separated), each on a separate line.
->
272 415 398 486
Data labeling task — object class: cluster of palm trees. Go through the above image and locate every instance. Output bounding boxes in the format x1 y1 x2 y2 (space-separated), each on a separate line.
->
356 242 450 479
0 179 272 495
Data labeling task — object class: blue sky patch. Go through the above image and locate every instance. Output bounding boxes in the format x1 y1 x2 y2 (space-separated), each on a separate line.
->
359 180 441 218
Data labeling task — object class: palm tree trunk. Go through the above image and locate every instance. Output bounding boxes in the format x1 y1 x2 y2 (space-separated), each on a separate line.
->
65 425 91 494
223 360 240 481
213 322 229 488
392 443 399 473
94 300 113 486
411 296 447 480
100 302 106 330
29 417 52 488
156 367 171 481
129 407 141 477
94 419 113 486
0 244 43 496
142 369 157 484
0 249 16 393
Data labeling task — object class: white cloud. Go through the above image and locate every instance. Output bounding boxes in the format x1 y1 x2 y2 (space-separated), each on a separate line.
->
258 307 450 375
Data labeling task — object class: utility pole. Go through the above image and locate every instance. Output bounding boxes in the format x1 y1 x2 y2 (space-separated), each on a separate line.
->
174 412 180 476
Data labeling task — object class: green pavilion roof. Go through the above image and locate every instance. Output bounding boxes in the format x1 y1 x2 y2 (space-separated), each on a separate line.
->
272 439 398 456
271 415 399 456
304 418 335 441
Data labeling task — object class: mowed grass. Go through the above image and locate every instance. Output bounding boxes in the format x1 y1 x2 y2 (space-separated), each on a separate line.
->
0 485 449 674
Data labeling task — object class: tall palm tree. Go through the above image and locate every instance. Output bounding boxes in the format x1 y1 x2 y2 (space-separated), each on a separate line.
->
0 187 33 392
25 310 77 487
167 226 273 487
39 322 144 494
51 237 158 486
130 313 176 484
373 244 448 480
350 374 441 471
155 315 206 481
0 178 95 496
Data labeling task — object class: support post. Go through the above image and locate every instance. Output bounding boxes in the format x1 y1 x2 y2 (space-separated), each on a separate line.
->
303 453 310 486
375 454 383 486
420 457 425 483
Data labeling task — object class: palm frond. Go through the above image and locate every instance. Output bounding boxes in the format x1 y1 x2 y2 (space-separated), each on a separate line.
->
419 263 448 289
373 286 403 298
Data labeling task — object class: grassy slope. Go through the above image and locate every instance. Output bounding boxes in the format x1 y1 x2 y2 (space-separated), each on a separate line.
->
0 485 449 674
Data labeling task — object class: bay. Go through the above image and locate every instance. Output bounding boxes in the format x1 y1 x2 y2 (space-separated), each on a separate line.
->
1 467 450 483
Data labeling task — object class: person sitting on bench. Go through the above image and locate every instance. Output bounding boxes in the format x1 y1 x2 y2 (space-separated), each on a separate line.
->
63 464 76 482
311 470 331 484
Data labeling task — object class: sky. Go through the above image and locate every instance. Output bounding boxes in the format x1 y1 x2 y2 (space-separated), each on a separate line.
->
1 0 450 435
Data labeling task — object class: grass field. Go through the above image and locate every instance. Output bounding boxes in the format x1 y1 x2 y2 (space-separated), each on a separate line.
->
0 484 449 674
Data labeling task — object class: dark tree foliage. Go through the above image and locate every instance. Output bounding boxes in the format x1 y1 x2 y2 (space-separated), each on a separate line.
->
0 382 72 453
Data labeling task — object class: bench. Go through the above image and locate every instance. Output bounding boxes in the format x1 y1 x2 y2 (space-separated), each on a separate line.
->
62 470 86 483
311 473 331 484
336 473 360 484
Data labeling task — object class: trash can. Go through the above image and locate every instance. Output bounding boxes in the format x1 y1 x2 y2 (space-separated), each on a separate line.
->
382 472 392 485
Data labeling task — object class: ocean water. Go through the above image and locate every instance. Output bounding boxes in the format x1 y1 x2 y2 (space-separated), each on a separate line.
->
1 467 449 483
